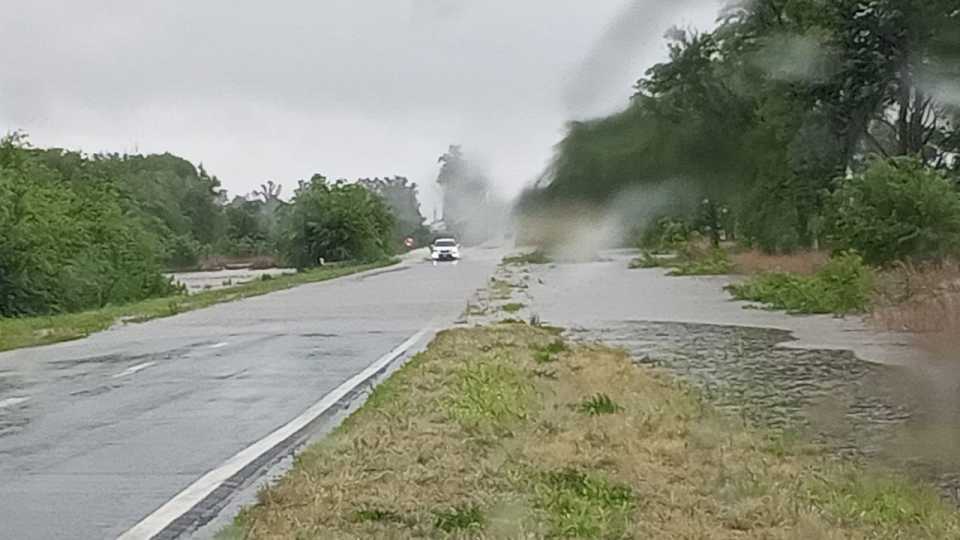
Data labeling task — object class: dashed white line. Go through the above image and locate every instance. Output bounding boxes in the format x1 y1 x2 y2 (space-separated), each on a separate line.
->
209 342 228 349
0 397 30 409
112 362 158 379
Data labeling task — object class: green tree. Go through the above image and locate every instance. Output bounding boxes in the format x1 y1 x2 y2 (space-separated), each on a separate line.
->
282 175 394 267
0 135 175 316
357 176 430 248
520 0 960 254
826 157 960 265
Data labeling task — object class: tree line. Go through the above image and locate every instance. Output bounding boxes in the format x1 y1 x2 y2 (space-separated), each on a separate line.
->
519 0 960 258
0 134 430 317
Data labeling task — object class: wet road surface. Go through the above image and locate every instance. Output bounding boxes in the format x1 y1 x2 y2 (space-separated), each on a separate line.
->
0 248 504 539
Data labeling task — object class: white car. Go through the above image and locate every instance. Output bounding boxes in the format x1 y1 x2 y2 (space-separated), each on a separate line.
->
431 238 461 261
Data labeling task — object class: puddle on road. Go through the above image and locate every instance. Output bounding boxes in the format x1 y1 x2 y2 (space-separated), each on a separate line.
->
0 373 29 437
570 321 960 504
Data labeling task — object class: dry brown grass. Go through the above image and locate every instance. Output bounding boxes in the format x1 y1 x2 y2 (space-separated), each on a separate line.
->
225 325 960 539
871 262 960 356
732 250 829 276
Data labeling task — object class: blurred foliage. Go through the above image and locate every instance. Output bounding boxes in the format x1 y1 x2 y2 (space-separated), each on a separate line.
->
357 176 431 249
518 0 960 259
668 248 734 276
436 145 506 246
636 217 693 253
825 157 960 266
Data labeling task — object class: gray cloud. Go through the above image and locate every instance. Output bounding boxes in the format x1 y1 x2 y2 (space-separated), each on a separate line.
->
1 1 719 212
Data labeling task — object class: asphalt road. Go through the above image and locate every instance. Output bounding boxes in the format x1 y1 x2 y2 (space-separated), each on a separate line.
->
0 247 503 540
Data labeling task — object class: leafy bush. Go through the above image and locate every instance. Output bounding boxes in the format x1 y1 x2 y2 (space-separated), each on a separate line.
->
727 252 874 315
503 250 551 265
637 217 692 252
826 158 960 266
0 138 176 316
629 251 668 269
629 243 733 275
165 234 202 270
668 248 734 276
282 176 394 267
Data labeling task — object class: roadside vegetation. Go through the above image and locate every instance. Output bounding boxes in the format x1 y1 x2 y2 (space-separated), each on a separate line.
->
0 260 395 353
0 132 439 353
223 324 960 539
515 0 959 322
727 252 875 315
0 133 426 320
629 240 734 276
622 156 960 319
503 249 552 265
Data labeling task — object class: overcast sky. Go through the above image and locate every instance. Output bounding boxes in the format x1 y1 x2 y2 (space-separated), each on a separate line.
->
1 0 721 215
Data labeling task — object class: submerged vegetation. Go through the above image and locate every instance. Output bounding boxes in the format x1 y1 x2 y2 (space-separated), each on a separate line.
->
224 324 960 538
728 252 876 315
629 240 734 276
503 249 552 265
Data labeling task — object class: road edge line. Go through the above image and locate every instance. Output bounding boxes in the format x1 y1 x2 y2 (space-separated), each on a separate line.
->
117 328 431 540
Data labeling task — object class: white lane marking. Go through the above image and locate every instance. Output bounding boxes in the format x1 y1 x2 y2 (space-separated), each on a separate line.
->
209 342 228 349
0 397 30 409
112 362 158 379
118 328 431 540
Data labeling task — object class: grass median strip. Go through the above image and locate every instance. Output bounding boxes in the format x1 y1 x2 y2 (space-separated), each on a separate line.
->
224 323 960 539
0 259 397 353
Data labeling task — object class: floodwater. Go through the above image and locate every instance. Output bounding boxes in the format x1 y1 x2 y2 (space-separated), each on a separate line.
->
166 268 297 294
477 250 960 503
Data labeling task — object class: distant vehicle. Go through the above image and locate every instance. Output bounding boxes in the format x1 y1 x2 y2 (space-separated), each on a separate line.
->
431 238 461 261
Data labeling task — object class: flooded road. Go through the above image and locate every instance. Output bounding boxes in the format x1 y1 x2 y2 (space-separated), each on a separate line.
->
166 268 297 294
0 247 506 539
490 250 960 504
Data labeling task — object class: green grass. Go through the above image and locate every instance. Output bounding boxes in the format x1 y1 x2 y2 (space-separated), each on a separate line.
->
629 246 733 276
668 248 734 276
535 469 634 538
805 467 960 535
432 504 484 532
575 393 623 415
448 361 532 432
501 302 525 314
534 339 568 364
628 251 671 269
489 278 515 299
503 249 552 265
0 259 397 353
352 508 406 524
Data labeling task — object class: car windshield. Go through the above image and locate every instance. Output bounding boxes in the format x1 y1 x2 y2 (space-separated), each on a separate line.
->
434 240 456 247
